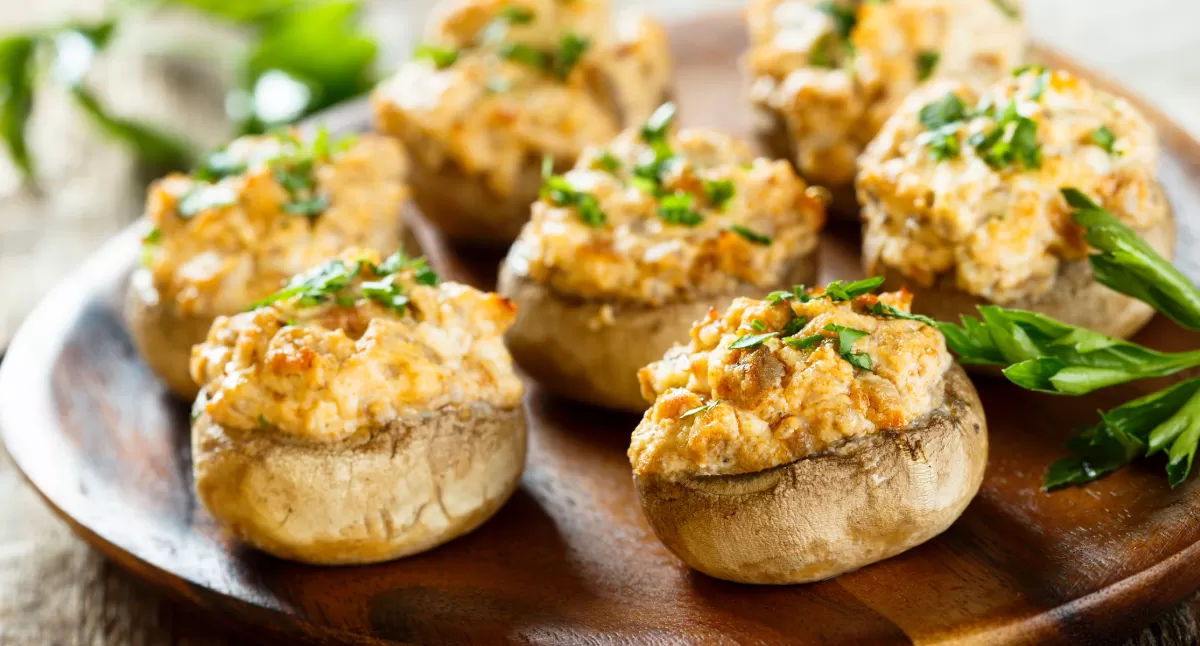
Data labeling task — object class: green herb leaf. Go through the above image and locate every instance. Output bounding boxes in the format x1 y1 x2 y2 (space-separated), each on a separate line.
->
824 323 872 369
916 50 940 81
0 36 37 180
361 277 410 313
868 301 937 326
248 258 359 309
1044 378 1200 489
1091 126 1116 153
542 175 607 227
499 41 549 68
283 194 329 217
72 86 193 171
729 332 779 350
641 103 677 143
704 179 736 210
414 43 459 68
938 305 1200 394
919 93 968 130
178 184 238 217
553 33 590 80
750 319 767 332
816 1 858 40
785 334 825 349
990 0 1021 19
823 276 885 301
500 6 536 25
681 399 721 419
1063 188 1200 330
658 192 704 226
765 290 794 305
971 101 1042 171
781 316 809 337
593 151 621 173
730 224 772 245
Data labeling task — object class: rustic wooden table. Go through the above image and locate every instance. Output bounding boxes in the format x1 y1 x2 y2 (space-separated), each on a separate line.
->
0 1 1198 644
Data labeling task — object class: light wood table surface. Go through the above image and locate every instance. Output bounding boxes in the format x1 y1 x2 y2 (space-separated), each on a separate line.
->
0 1 1198 644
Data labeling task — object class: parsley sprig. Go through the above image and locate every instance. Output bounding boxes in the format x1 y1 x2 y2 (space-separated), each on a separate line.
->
249 251 440 312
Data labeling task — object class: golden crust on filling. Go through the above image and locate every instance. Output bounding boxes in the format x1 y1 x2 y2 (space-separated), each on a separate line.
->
629 288 951 479
142 133 407 318
190 249 523 442
857 68 1167 303
506 126 827 306
372 0 671 196
745 0 1026 188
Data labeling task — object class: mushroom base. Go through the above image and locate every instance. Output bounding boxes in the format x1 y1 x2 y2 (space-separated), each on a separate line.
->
124 270 214 401
192 401 527 565
633 364 987 584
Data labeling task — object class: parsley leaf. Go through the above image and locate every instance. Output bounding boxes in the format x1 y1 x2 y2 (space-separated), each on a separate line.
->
249 258 359 309
178 184 237 217
1092 126 1116 154
543 175 606 227
750 319 767 332
785 334 825 349
919 93 968 130
553 33 590 80
703 179 736 210
991 0 1022 19
641 102 677 143
729 332 779 350
824 323 872 370
414 43 459 68
593 151 621 173
916 50 940 81
730 225 772 245
868 301 937 325
361 276 410 313
816 1 857 40
781 316 809 337
500 7 536 24
1062 188 1200 330
824 276 885 301
658 192 704 226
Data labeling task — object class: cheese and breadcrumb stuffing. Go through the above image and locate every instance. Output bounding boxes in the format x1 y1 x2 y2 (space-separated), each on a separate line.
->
629 284 951 479
857 67 1168 303
190 249 523 442
505 104 827 306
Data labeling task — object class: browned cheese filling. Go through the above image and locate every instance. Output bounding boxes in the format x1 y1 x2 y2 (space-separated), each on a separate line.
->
191 249 523 442
630 286 951 479
858 67 1167 303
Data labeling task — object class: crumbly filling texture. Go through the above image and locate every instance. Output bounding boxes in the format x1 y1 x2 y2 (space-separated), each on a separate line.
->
372 0 671 196
507 115 826 306
191 249 523 442
629 286 951 479
857 67 1167 303
745 0 1025 188
142 133 407 317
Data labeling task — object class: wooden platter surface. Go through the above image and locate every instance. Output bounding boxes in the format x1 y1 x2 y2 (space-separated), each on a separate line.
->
3 13 1200 646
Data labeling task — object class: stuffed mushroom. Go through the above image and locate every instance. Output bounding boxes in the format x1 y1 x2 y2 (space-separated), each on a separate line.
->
498 105 827 412
745 0 1026 212
189 248 526 565
373 0 672 244
127 131 408 400
630 282 987 584
857 66 1176 339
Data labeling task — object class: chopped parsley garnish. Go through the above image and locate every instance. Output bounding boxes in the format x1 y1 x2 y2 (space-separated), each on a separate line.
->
1092 125 1116 154
499 41 550 68
868 301 937 326
542 175 606 227
143 227 162 245
825 323 872 370
916 51 940 81
919 92 968 130
824 276 885 301
766 290 793 305
703 179 736 210
681 399 721 418
730 224 772 245
500 6 536 24
784 334 825 349
414 43 459 69
361 277 411 313
282 195 329 218
990 0 1021 19
808 34 837 68
593 151 621 173
816 1 857 41
193 149 248 183
658 192 703 226
968 101 1041 171
641 102 677 143
553 33 590 80
248 251 439 311
917 92 969 160
781 316 809 337
729 332 778 350
258 415 269 428
751 319 767 332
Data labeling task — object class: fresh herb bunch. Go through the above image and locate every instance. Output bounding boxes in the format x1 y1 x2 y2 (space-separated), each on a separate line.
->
929 188 1200 488
0 0 378 184
250 250 440 313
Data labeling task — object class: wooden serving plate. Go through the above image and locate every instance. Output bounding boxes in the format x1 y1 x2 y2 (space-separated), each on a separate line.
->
4 13 1200 646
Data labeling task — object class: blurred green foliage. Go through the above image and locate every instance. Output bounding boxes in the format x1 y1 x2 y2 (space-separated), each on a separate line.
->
0 0 379 183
